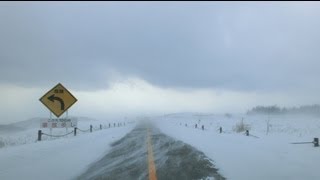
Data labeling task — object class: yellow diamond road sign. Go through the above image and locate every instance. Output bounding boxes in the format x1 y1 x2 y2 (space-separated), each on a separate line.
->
40 83 77 118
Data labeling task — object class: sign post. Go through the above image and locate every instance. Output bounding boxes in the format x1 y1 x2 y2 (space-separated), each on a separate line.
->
50 111 52 138
40 83 78 134
65 110 68 133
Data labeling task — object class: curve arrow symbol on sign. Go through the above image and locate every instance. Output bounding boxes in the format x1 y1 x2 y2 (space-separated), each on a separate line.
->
48 94 65 110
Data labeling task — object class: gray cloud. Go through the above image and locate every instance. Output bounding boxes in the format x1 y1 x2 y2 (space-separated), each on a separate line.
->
1 2 320 93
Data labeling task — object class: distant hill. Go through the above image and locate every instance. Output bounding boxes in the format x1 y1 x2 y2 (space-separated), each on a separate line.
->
162 112 216 119
0 116 98 134
11 118 43 129
0 124 24 133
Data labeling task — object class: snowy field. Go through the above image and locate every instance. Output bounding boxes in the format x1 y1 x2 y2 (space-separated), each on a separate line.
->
0 117 128 148
0 118 135 180
0 113 319 180
154 113 320 180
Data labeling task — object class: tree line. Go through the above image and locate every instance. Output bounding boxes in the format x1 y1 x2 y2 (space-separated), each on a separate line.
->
246 104 320 116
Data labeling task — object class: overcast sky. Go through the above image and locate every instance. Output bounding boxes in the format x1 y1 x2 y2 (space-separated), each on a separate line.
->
1 2 320 123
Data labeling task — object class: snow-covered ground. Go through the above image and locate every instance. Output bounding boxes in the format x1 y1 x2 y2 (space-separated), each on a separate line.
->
0 118 135 180
154 113 320 180
1 113 319 180
0 117 127 148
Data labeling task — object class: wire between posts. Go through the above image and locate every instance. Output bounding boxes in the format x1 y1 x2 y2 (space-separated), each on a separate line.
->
249 134 260 138
77 128 90 132
42 131 74 138
291 142 313 144
242 132 260 138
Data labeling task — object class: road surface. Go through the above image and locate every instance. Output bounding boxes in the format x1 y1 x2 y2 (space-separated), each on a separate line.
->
77 121 225 180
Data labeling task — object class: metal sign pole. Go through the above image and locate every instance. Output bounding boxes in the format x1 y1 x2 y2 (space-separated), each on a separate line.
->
65 110 68 133
49 111 52 139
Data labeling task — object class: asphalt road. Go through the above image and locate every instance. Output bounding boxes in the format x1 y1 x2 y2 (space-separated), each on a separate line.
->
77 122 225 180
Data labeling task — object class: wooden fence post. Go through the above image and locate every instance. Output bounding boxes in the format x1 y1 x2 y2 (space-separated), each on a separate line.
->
90 125 93 132
38 130 42 141
246 130 249 136
314 138 319 147
74 127 77 136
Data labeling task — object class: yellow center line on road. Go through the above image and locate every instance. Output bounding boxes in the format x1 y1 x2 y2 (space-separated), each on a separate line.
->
147 128 157 180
